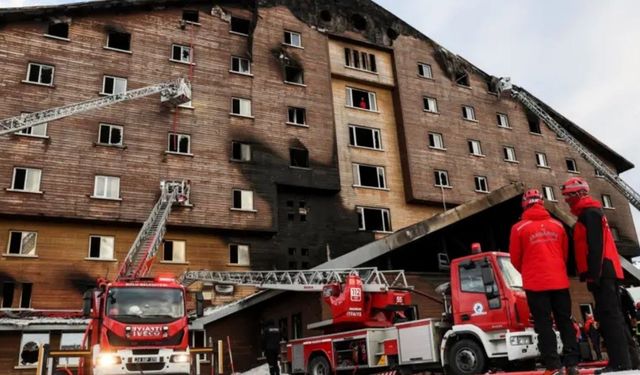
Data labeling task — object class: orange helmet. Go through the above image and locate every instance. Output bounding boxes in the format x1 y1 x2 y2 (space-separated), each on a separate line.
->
561 177 589 195
522 189 543 208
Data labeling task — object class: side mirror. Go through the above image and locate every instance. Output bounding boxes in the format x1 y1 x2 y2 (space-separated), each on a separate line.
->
196 291 204 318
82 290 93 317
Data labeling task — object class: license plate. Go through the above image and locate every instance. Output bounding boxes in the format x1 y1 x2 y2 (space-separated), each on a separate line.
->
132 356 158 363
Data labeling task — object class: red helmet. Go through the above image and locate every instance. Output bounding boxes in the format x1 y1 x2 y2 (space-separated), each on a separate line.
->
561 177 590 195
522 189 542 208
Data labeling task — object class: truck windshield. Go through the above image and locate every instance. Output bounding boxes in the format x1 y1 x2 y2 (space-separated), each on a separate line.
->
106 287 184 323
497 256 523 289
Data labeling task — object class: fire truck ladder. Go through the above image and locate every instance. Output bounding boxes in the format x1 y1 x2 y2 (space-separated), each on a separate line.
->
117 180 190 280
0 78 191 136
499 78 640 210
179 268 410 292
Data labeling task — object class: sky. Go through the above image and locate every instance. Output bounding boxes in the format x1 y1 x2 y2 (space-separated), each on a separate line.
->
4 0 640 241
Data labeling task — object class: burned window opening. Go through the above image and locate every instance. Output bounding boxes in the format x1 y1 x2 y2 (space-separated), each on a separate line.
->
284 66 304 85
455 71 470 87
387 28 399 40
20 283 32 308
230 16 251 35
107 31 131 51
354 164 386 189
47 22 69 39
526 109 541 134
231 141 251 162
357 207 391 232
290 148 309 168
2 282 15 308
182 10 199 23
351 14 367 31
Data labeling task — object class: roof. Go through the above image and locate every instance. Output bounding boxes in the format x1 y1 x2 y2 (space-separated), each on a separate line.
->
0 309 89 331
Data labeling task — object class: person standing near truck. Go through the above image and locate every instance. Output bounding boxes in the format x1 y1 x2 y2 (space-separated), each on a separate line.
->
510 189 580 375
561 177 631 373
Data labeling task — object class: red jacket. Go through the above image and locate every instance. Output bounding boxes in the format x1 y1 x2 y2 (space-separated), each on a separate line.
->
571 196 624 282
510 203 570 291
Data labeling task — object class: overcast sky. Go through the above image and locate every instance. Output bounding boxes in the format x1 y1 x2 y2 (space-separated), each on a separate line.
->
5 0 640 241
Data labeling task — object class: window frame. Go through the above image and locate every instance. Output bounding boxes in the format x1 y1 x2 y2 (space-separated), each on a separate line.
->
535 152 549 168
462 105 477 121
10 167 42 193
231 189 255 211
428 132 445 150
92 175 121 200
284 65 305 85
289 148 310 169
105 31 132 52
87 235 115 260
18 122 48 138
345 87 378 112
25 62 55 86
7 231 38 257
434 170 450 188
474 176 489 193
356 206 392 233
423 96 438 113
230 56 251 75
101 75 128 95
17 332 50 368
353 163 387 189
602 194 614 209
566 158 579 173
231 141 251 162
283 30 302 48
497 113 510 128
97 123 123 146
170 44 193 64
229 17 251 36
45 22 70 40
58 332 84 367
162 239 187 263
167 132 192 155
503 146 517 162
182 10 200 24
231 97 253 117
348 125 382 150
287 107 307 126
542 185 557 202
344 48 377 73
229 243 250 266
468 139 484 156
418 63 433 79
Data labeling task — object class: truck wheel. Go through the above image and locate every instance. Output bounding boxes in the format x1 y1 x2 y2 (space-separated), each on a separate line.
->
448 339 486 375
308 355 331 375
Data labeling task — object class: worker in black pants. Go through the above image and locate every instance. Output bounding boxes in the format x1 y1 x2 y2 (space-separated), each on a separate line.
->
261 320 281 375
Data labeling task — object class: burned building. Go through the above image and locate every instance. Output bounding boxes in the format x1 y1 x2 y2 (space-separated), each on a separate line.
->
0 0 637 372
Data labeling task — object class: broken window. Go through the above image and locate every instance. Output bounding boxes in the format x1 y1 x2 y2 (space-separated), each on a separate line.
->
353 164 386 189
455 71 470 87
349 125 381 149
88 235 114 259
26 63 54 85
229 243 250 265
11 167 42 192
462 105 476 121
231 141 251 161
602 194 613 209
283 30 302 47
287 107 306 125
497 113 510 128
290 148 309 168
423 97 438 113
474 176 488 193
182 10 199 24
171 44 192 63
231 56 251 74
46 22 69 39
231 97 252 117
98 123 123 146
503 146 517 162
163 240 186 262
284 66 304 85
102 75 127 95
542 186 556 201
428 132 444 149
527 111 542 134
230 17 251 35
468 139 483 156
232 189 254 211
434 170 450 187
2 282 15 308
8 231 37 256
20 283 32 308
168 133 191 154
106 31 131 51
344 48 377 72
93 175 120 199
418 63 433 78
357 206 391 232
346 87 377 111
535 152 548 167
566 158 578 172
18 332 50 367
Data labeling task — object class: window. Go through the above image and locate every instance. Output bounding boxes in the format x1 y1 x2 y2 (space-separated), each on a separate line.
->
171 44 192 64
2 282 14 308
232 189 254 211
423 97 438 113
46 22 69 39
106 31 131 51
229 244 250 265
528 116 541 134
283 31 302 47
20 283 32 308
98 123 123 146
462 106 476 121
353 164 386 189
566 159 578 173
168 133 191 154
459 263 484 293
602 194 613 209
468 140 483 156
58 333 84 366
231 141 251 161
356 207 391 232
182 10 199 23
231 97 252 117
287 107 306 125
428 132 445 149
474 176 488 193
346 87 377 111
11 167 42 192
344 48 377 73
290 148 309 168
434 170 450 187
497 113 510 128
7 231 37 256
284 66 304 85
88 235 115 259
292 313 303 339
535 152 549 167
102 75 127 95
93 175 120 199
230 17 251 35
25 63 54 85
348 125 381 150
19 123 47 138
18 333 50 367
231 56 251 74
163 240 186 263
418 63 432 79
301 248 309 256
288 247 296 255
455 71 470 87
595 168 605 178
503 146 517 162
542 185 557 201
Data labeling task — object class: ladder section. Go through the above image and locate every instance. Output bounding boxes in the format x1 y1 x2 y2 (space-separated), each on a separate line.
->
117 180 190 280
0 78 191 136
499 78 640 211
179 268 410 292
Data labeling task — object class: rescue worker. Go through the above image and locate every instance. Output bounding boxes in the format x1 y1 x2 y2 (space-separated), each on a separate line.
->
509 189 579 375
618 285 640 369
261 320 281 375
561 177 631 372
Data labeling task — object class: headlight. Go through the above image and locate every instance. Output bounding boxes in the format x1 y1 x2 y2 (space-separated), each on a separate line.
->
509 335 533 346
170 353 191 363
96 353 122 366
